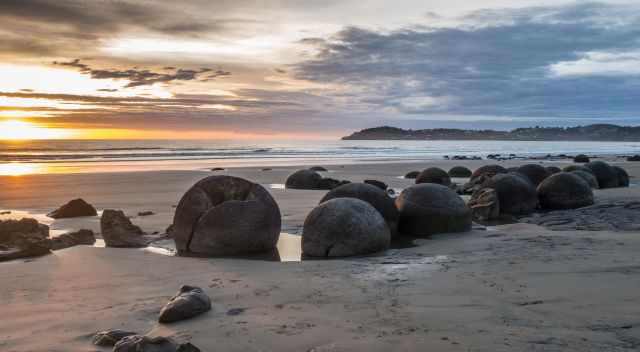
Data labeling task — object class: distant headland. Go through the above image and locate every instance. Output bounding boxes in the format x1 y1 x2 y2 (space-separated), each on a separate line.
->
342 124 640 141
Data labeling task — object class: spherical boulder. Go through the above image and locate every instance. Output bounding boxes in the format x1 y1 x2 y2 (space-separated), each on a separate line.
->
571 170 599 189
545 166 562 175
320 183 399 237
448 166 472 178
415 167 451 186
364 179 388 191
585 161 619 189
613 166 629 187
302 198 390 257
516 164 551 186
574 154 590 163
482 173 538 215
404 171 420 179
563 164 593 174
537 172 594 209
471 164 508 179
395 184 472 237
285 169 323 189
172 176 281 256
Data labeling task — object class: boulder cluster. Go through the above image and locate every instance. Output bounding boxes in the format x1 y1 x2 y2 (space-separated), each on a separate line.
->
462 160 629 221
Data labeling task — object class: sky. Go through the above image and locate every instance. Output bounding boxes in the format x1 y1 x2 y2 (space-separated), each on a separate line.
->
1 0 640 139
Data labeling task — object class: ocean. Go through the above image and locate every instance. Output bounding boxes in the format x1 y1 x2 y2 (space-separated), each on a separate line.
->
0 139 639 175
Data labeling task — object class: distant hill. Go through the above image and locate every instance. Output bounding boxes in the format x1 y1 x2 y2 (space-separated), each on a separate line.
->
342 124 640 141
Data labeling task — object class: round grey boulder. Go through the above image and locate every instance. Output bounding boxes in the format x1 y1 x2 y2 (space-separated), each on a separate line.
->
395 183 472 237
516 164 551 186
482 173 538 215
563 164 593 174
585 161 618 189
302 198 390 257
404 171 420 179
471 164 508 179
285 169 323 189
320 183 399 237
172 176 281 257
448 166 472 178
545 166 562 175
613 166 629 187
415 167 451 186
574 154 590 163
537 172 594 210
571 170 599 189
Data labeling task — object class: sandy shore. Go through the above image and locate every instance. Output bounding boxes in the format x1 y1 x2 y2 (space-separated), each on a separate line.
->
1 159 640 351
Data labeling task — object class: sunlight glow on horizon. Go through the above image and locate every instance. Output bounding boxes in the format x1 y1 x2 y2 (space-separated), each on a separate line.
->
0 120 73 140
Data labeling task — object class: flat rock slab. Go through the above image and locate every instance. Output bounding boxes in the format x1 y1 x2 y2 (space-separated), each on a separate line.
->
521 201 640 231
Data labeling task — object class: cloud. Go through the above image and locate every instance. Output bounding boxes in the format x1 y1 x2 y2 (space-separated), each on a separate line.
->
294 2 640 119
53 59 230 87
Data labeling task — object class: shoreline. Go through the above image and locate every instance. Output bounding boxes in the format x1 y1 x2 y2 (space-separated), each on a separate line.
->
2 157 640 351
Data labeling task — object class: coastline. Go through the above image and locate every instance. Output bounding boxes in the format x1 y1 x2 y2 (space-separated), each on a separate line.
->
2 158 640 351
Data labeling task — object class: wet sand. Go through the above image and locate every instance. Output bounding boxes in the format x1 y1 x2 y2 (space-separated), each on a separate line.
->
1 158 640 351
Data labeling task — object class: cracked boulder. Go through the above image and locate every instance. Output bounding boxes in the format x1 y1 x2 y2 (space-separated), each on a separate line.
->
172 176 281 256
159 285 211 323
396 183 472 236
302 198 390 257
468 188 500 221
320 183 399 237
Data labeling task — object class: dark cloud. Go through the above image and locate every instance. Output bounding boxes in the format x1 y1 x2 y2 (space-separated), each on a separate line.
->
294 3 640 120
53 60 230 87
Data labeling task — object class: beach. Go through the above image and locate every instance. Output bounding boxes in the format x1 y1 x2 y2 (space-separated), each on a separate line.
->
1 158 640 351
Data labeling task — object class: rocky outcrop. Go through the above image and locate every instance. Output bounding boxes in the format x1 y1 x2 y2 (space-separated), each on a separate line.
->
47 198 97 219
159 285 211 323
320 183 399 237
537 172 594 210
395 184 472 236
113 335 200 352
0 218 51 261
468 188 500 221
50 229 95 250
172 176 281 257
415 167 451 186
100 210 148 248
302 198 390 257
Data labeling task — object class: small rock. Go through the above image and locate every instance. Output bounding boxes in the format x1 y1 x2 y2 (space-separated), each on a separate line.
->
92 329 138 347
138 211 155 217
404 171 419 179
47 198 97 219
627 155 640 162
159 285 212 323
211 167 225 171
574 154 590 163
114 335 200 352
100 210 148 248
50 229 96 250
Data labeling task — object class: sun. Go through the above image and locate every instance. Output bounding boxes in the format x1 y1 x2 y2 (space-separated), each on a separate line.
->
0 120 72 140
